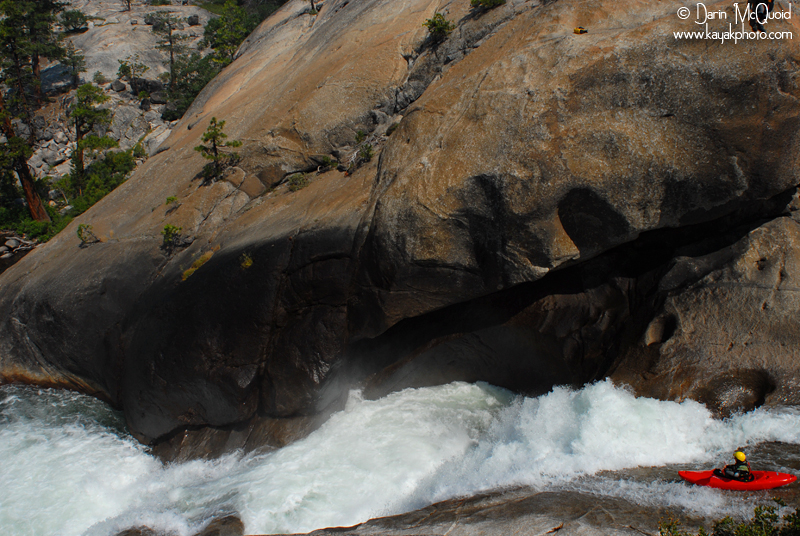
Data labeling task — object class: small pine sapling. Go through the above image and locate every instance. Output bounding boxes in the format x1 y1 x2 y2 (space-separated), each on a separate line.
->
358 143 374 162
194 117 242 183
117 54 149 81
76 223 98 244
287 173 309 191
471 0 505 8
423 13 455 39
62 42 86 89
161 224 182 251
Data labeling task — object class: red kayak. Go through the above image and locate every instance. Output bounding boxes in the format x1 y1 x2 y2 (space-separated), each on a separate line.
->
679 470 797 491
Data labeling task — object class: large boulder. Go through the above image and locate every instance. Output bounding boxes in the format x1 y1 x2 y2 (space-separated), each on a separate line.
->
41 148 66 167
109 106 150 149
0 0 799 450
11 119 30 140
130 77 164 95
149 91 167 104
142 125 171 156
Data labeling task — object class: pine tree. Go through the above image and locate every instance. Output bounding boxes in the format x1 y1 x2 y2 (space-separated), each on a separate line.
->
62 41 86 89
60 10 88 33
117 54 149 81
0 0 38 141
0 0 52 221
0 94 50 221
201 1 254 65
164 52 221 120
27 0 66 102
153 13 189 92
70 84 116 195
193 117 241 182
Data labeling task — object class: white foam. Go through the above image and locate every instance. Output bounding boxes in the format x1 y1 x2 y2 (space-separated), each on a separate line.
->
0 388 161 536
2 381 800 536
403 381 800 514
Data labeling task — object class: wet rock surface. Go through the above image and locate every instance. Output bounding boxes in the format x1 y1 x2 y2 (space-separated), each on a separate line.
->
197 516 246 536
256 488 697 536
114 515 245 536
151 412 322 462
0 0 799 458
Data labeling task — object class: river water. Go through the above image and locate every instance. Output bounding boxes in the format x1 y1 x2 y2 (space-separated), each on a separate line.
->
2 380 799 536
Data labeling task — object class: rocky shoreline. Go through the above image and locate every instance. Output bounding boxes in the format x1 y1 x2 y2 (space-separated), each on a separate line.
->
114 477 800 536
116 488 677 536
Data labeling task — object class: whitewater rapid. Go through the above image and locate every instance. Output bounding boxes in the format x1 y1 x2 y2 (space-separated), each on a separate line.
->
2 380 800 536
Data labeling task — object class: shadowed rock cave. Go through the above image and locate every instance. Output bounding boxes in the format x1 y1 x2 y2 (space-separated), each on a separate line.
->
321 187 797 418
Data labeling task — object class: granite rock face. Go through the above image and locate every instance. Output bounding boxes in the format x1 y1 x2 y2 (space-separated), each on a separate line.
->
65 0 213 80
263 488 690 536
612 210 800 416
0 0 799 450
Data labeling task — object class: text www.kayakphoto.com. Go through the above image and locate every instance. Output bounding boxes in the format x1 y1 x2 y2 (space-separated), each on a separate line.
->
674 2 794 43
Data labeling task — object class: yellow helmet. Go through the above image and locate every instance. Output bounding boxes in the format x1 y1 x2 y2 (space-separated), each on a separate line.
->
734 451 746 462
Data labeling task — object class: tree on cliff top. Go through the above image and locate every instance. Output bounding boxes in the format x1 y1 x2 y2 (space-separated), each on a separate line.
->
163 52 218 121
194 117 241 183
159 0 282 122
241 0 290 21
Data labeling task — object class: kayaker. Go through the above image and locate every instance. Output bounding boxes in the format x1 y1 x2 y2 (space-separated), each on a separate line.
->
715 450 753 482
